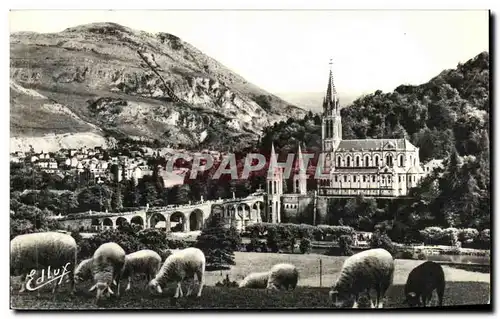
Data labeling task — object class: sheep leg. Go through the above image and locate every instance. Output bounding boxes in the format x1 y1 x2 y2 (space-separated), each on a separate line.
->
174 282 182 298
185 279 193 297
125 275 131 292
18 273 28 293
195 269 204 298
114 266 123 297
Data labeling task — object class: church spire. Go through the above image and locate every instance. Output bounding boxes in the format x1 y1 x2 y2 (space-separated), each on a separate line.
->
297 143 306 174
323 58 339 114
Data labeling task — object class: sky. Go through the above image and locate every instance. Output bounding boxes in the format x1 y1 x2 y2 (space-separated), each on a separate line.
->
9 10 489 96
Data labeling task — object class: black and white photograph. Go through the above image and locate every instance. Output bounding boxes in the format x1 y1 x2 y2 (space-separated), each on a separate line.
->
8 6 492 311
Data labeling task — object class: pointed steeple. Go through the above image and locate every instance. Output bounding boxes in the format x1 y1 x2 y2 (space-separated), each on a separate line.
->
323 58 339 114
268 142 280 178
297 144 306 174
270 142 277 167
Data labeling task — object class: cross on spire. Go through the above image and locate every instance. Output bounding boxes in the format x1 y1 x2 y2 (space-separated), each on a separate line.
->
325 58 337 104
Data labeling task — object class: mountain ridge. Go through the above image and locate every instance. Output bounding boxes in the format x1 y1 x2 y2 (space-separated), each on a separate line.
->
10 22 306 152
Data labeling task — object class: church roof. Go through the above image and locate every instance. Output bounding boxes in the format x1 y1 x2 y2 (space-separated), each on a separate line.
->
336 138 417 151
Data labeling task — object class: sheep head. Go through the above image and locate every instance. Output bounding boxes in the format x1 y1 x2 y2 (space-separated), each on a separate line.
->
329 289 355 308
147 279 163 294
89 282 114 301
404 291 421 307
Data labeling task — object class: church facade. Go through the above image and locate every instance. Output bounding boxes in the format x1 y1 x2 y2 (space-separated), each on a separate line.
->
265 61 429 224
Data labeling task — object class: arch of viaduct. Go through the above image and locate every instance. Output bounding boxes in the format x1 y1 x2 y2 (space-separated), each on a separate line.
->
87 195 266 233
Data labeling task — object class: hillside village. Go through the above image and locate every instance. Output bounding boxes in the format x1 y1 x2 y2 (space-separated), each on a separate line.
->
10 146 227 188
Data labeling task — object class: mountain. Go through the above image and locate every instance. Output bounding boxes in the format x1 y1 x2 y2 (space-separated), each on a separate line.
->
10 22 306 152
275 91 361 113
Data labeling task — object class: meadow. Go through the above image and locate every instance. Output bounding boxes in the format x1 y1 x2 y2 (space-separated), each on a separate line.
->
10 252 491 310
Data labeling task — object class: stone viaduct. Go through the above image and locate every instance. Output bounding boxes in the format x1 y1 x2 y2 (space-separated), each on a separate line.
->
55 195 266 233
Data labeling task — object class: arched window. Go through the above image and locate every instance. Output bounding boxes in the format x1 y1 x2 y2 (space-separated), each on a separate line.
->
374 155 380 167
386 154 393 167
355 156 360 167
337 156 342 167
399 155 404 167
346 156 352 167
364 155 370 167
353 176 357 182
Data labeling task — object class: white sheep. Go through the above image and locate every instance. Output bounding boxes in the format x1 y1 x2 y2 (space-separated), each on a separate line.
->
10 232 77 295
147 247 205 298
121 249 162 292
88 242 126 302
74 258 93 284
238 271 270 289
266 263 299 290
329 248 394 309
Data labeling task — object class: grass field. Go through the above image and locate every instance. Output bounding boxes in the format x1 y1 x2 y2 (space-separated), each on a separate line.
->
10 252 491 310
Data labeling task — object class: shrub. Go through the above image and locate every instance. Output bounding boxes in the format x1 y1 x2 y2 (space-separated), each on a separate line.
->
79 229 145 259
397 249 415 260
165 238 189 249
339 235 353 256
369 230 395 255
299 238 312 254
195 213 241 270
246 236 262 252
215 274 238 288
137 228 168 252
475 229 490 249
458 228 480 243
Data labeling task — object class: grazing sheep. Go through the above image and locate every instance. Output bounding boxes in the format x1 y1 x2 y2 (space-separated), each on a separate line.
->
122 249 162 292
238 271 270 289
266 263 299 290
147 247 205 298
89 242 126 302
353 291 376 308
329 248 394 308
10 232 77 295
74 258 93 284
404 261 445 307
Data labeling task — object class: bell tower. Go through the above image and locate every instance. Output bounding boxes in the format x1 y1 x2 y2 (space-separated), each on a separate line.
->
321 59 342 152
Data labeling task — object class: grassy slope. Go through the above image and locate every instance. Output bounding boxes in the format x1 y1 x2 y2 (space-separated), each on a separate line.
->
10 252 491 309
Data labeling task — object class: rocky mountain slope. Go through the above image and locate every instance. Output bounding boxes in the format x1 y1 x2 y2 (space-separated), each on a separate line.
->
10 22 305 152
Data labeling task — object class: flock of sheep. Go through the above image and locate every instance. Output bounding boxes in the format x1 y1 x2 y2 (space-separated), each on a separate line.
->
11 231 461 308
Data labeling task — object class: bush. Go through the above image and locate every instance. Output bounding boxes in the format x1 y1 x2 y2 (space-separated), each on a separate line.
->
195 213 241 270
325 235 353 257
419 227 461 246
458 228 480 243
215 274 239 288
369 230 395 255
79 229 145 259
475 229 490 249
299 238 312 254
246 236 263 252
165 238 189 249
396 249 415 260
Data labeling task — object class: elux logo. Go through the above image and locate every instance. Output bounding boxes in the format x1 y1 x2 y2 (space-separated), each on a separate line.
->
25 262 72 292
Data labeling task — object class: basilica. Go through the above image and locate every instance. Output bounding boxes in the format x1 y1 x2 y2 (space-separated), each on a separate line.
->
265 61 438 224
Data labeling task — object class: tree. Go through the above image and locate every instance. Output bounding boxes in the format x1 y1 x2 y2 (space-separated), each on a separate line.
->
77 184 113 212
111 183 124 212
175 184 191 204
195 212 241 270
59 191 79 215
123 179 140 207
